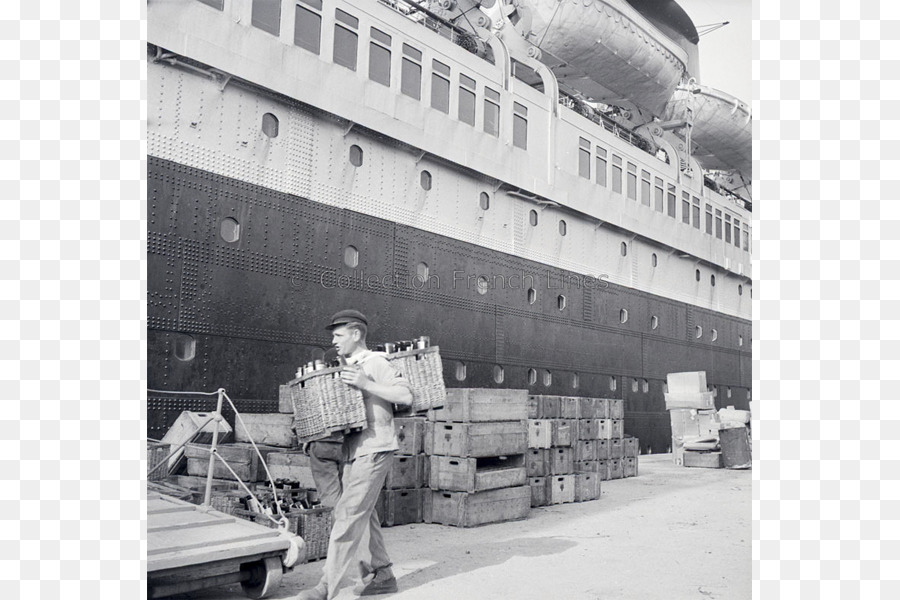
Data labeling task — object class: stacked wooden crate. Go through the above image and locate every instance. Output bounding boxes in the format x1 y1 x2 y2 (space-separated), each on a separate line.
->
665 371 720 467
423 389 531 527
377 415 428 527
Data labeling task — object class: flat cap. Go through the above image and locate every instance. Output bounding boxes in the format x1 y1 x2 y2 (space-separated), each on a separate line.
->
325 309 368 330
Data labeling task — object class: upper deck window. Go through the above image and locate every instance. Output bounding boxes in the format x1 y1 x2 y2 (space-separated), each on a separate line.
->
401 44 422 100
715 209 723 238
640 170 651 206
596 146 607 187
612 155 623 194
667 184 676 217
692 196 701 229
484 87 500 137
725 214 733 243
743 225 750 252
578 138 591 179
294 0 322 55
733 218 742 248
513 102 528 150
334 9 359 71
654 177 664 212
431 60 451 114
626 163 637 200
681 191 690 225
458 73 476 126
251 0 281 36
705 204 713 234
369 27 392 87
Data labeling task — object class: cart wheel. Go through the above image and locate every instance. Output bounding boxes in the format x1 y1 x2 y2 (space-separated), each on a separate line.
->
241 557 283 599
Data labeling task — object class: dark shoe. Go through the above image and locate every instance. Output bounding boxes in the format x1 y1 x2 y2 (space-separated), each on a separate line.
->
359 568 398 596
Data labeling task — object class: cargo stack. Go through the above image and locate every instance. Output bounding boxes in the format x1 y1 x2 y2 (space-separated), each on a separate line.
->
423 389 531 527
377 415 428 527
665 371 720 467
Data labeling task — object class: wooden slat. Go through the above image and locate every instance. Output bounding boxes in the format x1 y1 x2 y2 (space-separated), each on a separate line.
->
148 538 290 572
148 511 235 534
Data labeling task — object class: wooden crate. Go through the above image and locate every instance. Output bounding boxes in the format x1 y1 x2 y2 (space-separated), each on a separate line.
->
623 457 638 477
574 440 597 462
160 411 234 473
384 454 424 490
428 455 525 493
608 458 624 479
596 439 610 461
527 420 552 449
538 396 561 419
548 475 575 505
378 488 424 526
148 442 171 481
666 371 707 394
525 448 549 477
596 460 610 481
551 420 574 447
278 384 294 413
559 397 579 419
395 417 425 455
609 438 624 459
609 419 625 439
577 419 609 440
527 396 540 419
426 421 527 458
184 443 281 482
235 413 296 448
608 399 625 419
683 451 722 469
575 460 599 473
594 398 611 419
623 437 639 457
428 388 528 422
528 476 548 507
266 451 316 489
549 447 573 476
574 473 601 502
423 485 530 527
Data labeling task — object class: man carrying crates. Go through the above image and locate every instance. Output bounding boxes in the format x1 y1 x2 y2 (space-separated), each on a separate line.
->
297 310 413 600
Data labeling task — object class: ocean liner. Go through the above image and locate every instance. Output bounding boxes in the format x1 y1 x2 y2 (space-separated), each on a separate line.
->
147 0 752 454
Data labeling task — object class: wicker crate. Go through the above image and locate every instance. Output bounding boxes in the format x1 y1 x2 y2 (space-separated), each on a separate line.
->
387 346 446 413
288 368 367 444
294 506 334 562
148 442 170 481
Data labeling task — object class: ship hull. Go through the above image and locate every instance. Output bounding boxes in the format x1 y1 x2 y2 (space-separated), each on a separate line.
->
148 156 750 454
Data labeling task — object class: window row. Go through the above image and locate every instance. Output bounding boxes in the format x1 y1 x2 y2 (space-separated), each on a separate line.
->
577 137 750 252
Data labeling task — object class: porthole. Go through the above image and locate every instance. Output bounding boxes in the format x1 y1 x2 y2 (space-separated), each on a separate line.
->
621 241 628 256
746 390 751 401
695 269 701 282
572 373 579 389
493 365 504 384
416 262 429 282
528 368 537 385
631 378 638 393
650 315 659 330
738 284 743 296
610 376 617 391
220 218 240 243
349 144 363 166
476 275 489 295
527 288 536 305
558 295 566 310
727 387 732 399
642 379 649 393
695 325 702 338
455 361 466 381
542 370 552 387
651 253 657 267
663 383 668 393
262 112 279 138
420 170 432 190
529 209 538 226
711 328 718 341
479 192 490 210
559 220 567 236
739 335 744 347
620 309 628 323
344 246 359 268
173 334 196 362
711 274 716 287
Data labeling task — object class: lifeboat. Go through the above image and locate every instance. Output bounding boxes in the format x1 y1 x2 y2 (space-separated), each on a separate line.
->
499 0 699 117
664 83 751 180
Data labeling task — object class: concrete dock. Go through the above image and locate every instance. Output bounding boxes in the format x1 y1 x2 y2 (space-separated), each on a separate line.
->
168 454 751 600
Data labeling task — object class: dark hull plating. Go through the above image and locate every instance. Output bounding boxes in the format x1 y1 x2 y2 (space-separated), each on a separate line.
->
148 156 751 453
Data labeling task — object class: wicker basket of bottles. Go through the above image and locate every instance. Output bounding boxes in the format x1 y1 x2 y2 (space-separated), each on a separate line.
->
148 441 171 481
289 366 367 444
383 345 446 413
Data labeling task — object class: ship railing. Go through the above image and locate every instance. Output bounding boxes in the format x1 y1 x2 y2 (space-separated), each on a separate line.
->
559 94 653 156
377 0 482 57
